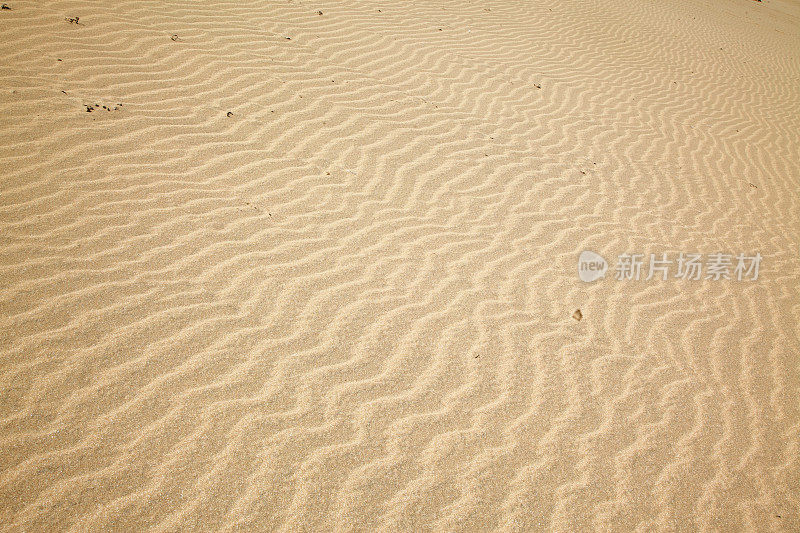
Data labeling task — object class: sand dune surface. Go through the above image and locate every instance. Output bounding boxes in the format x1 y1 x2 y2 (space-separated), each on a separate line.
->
1 0 799 530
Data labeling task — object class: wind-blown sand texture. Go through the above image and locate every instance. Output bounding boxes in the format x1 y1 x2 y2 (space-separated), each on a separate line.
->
1 0 799 530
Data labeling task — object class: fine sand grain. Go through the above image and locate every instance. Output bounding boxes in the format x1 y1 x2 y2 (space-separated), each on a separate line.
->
1 0 799 530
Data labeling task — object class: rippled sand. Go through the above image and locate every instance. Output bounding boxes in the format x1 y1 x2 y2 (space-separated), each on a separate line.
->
1 0 799 530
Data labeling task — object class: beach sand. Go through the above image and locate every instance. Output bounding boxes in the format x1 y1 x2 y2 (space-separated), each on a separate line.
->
1 0 799 530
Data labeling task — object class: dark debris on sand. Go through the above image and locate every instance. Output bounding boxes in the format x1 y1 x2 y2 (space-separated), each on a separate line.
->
85 103 121 113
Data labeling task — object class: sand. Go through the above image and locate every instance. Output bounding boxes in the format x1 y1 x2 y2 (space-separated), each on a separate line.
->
1 0 799 530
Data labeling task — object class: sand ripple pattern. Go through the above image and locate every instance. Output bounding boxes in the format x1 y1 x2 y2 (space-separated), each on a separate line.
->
1 0 799 530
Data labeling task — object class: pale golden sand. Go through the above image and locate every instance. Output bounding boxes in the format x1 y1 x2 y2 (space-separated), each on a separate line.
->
1 0 799 530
